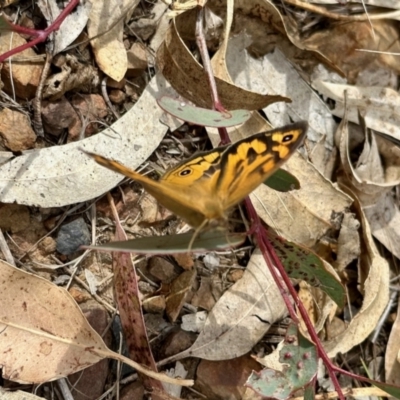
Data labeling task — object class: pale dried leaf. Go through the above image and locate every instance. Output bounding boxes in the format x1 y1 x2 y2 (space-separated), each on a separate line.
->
324 197 389 357
313 81 400 143
0 260 107 383
363 191 400 260
336 212 361 272
253 341 285 370
309 0 399 8
251 153 353 248
37 0 91 55
338 118 400 258
162 361 188 398
385 297 400 387
224 35 336 144
174 249 287 361
0 73 171 207
0 262 193 386
0 388 44 400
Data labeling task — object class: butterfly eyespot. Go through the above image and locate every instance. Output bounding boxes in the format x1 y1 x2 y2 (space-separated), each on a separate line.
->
179 169 192 176
283 134 294 142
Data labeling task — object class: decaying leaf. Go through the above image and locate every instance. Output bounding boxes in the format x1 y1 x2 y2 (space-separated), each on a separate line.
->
110 196 164 393
0 259 110 383
0 260 193 386
338 116 400 258
157 20 289 111
323 194 389 357
166 249 287 361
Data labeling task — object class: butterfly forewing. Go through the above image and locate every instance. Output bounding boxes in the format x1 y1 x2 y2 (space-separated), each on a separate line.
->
85 121 307 229
160 147 224 185
216 122 308 210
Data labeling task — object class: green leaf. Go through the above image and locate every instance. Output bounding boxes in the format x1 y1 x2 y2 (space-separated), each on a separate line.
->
157 96 251 127
0 15 12 32
370 380 400 398
85 230 246 254
303 385 315 400
264 169 300 192
267 229 345 308
246 323 318 399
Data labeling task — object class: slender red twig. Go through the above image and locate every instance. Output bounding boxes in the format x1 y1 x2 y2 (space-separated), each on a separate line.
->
0 0 80 62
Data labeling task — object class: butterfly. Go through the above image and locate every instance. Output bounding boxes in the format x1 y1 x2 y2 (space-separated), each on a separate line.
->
84 121 307 229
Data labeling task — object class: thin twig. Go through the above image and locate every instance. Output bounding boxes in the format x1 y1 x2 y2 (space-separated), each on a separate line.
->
33 52 52 137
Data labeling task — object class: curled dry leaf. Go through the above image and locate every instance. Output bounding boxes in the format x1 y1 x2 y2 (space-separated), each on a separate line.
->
323 193 389 357
385 299 400 387
43 54 100 100
313 80 400 143
157 21 289 110
0 73 171 207
165 249 287 362
301 19 400 81
338 117 400 258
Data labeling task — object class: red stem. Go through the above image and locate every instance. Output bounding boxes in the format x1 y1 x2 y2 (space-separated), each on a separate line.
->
243 196 346 399
0 0 80 63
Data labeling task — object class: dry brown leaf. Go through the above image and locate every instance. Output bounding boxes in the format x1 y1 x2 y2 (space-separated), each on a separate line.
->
385 297 400 387
0 260 193 386
314 80 400 144
156 20 289 110
0 259 110 383
88 0 139 81
338 118 400 258
251 153 353 248
299 19 400 81
167 249 287 361
323 192 389 357
166 270 197 322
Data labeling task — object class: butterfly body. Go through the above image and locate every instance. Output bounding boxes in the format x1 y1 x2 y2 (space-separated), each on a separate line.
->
86 121 308 228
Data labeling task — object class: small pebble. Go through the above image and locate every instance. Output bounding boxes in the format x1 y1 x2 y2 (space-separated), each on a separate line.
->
56 218 90 255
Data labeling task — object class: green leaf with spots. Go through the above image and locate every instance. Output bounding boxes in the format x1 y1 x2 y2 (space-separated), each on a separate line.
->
268 229 345 308
246 323 318 399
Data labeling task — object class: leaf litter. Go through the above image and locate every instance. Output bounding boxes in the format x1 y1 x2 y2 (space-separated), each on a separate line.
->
0 0 398 399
